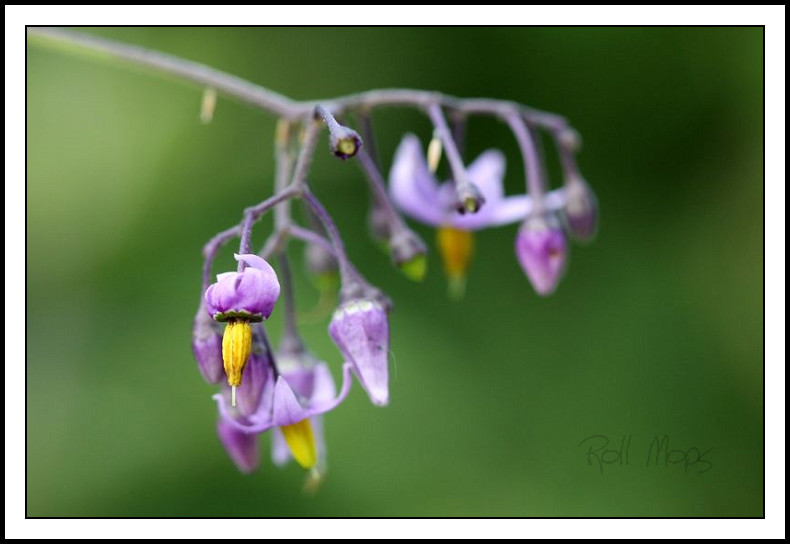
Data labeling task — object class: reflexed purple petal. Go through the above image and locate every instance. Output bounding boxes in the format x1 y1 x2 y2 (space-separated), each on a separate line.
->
271 427 291 467
515 219 568 296
204 256 280 320
217 418 260 474
192 307 224 384
271 376 311 427
328 300 390 406
466 149 506 203
236 352 271 417
389 134 444 226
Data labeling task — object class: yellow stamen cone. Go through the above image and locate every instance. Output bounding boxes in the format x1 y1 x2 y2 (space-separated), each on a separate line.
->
222 321 253 405
280 419 317 469
437 226 474 298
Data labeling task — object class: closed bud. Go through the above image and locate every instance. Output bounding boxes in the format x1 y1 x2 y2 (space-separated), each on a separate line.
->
389 227 428 282
515 212 568 296
563 177 598 242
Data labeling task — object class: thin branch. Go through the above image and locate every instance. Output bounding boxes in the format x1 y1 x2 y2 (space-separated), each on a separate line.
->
26 27 575 135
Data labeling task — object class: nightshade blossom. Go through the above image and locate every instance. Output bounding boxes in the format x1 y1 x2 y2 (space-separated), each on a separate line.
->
389 134 562 296
215 361 354 470
204 253 281 406
328 299 390 406
515 212 568 296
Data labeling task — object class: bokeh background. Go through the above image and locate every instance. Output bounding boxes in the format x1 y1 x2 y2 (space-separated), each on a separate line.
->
26 27 763 517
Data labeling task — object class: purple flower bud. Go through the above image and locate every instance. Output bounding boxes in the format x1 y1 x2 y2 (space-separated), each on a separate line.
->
216 418 259 474
388 226 428 282
367 204 392 243
236 350 272 417
328 299 390 406
563 177 598 241
205 254 280 322
192 305 225 384
515 213 568 296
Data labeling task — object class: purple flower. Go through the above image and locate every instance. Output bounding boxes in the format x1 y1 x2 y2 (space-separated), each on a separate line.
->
205 253 280 322
214 361 354 469
191 304 225 384
216 417 259 474
204 253 281 400
388 133 531 230
328 299 390 406
563 177 598 241
515 213 568 296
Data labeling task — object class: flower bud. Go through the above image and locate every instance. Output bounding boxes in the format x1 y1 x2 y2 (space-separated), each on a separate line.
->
217 418 259 474
328 299 390 406
367 204 392 245
515 212 568 296
389 227 428 282
563 177 598 242
192 305 225 384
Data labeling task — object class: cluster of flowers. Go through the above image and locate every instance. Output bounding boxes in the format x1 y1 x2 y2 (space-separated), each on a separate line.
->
192 105 598 488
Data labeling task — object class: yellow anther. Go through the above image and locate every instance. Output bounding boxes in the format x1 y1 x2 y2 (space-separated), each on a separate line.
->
280 419 317 469
200 88 217 124
437 226 474 276
222 321 253 405
427 135 443 174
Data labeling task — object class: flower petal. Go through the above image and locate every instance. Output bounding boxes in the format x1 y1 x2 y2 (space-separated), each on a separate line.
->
389 134 444 226
217 418 260 473
467 149 506 203
272 376 311 427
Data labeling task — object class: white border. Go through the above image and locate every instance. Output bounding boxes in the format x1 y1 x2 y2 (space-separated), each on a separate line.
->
6 5 785 540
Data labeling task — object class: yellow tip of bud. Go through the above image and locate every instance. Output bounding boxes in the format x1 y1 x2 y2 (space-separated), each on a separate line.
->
281 419 317 469
222 321 253 389
398 254 428 282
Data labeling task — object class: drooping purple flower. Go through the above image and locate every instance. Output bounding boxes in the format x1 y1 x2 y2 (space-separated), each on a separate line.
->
328 299 390 406
563 177 598 241
191 304 225 384
390 133 550 230
205 253 280 322
515 213 568 296
216 417 259 474
214 361 354 469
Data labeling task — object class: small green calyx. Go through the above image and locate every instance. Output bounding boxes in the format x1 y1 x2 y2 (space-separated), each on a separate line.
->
398 254 427 282
212 311 263 323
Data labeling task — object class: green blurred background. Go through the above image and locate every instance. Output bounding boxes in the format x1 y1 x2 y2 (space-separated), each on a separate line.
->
26 27 763 517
